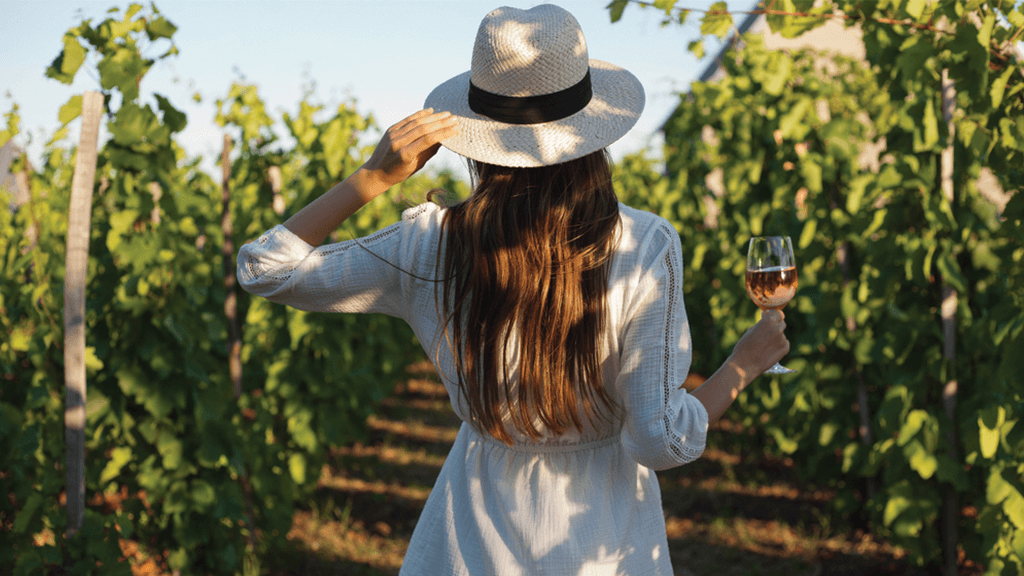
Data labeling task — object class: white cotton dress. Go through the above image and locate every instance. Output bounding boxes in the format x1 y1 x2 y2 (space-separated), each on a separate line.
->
237 202 709 576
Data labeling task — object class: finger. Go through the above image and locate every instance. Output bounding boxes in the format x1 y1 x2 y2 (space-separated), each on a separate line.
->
391 110 453 140
403 126 459 169
760 309 785 332
383 109 437 142
395 117 458 153
400 108 437 127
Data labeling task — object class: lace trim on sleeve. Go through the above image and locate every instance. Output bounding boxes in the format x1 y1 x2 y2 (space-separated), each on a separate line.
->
402 203 432 221
657 224 705 464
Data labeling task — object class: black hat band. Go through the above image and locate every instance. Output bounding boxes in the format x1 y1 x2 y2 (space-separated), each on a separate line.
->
468 69 592 125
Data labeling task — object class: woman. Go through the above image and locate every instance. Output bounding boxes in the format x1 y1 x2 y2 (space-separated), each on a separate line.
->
238 5 789 575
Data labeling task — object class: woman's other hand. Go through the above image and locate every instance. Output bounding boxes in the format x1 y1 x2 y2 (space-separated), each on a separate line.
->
691 309 791 424
360 109 459 192
729 309 791 377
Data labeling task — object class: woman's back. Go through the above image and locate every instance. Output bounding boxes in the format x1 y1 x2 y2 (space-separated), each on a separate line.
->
381 199 707 452
238 197 708 575
395 201 708 576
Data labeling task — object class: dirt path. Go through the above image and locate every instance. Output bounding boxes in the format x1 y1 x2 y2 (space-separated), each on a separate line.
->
267 362 967 576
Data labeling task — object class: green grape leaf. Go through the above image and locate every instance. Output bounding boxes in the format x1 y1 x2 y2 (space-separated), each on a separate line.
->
904 440 938 480
688 40 705 60
146 16 177 40
845 174 872 213
896 34 932 86
287 406 317 452
904 0 926 21
288 452 307 484
12 493 43 533
769 426 799 454
991 65 1016 109
653 0 676 14
979 406 1007 459
700 2 733 39
818 422 839 446
9 325 31 352
800 159 823 193
883 492 911 527
320 118 347 177
779 97 813 139
798 218 816 249
986 464 1014 505
156 428 183 470
58 95 82 126
761 53 792 96
97 46 150 102
607 0 629 23
154 93 186 133
898 409 929 446
167 548 189 572
1012 524 1024 561
914 97 939 152
937 251 968 293
1004 484 1024 529
117 366 179 419
189 480 216 510
84 346 104 374
99 446 133 484
46 35 87 84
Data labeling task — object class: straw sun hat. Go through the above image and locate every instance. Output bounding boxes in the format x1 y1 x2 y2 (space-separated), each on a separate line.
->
424 4 645 168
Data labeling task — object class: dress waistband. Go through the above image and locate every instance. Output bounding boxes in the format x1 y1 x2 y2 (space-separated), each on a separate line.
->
464 423 622 454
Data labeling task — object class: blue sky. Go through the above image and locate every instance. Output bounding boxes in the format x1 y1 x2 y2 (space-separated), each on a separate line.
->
1 1 746 179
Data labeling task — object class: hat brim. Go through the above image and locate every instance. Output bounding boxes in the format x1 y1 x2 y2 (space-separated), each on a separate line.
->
423 59 645 168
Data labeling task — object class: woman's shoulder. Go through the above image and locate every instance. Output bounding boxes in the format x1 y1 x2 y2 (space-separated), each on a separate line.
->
616 203 680 246
401 201 443 222
390 202 448 241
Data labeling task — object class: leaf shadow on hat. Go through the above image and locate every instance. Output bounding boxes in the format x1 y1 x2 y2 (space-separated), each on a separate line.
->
485 88 640 167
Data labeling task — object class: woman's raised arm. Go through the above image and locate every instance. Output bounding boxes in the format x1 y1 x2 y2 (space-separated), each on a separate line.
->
282 108 458 246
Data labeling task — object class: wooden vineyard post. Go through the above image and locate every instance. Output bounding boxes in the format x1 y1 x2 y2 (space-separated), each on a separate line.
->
148 181 162 224
830 182 876 502
221 134 243 396
15 151 38 250
939 68 960 576
220 134 257 556
63 90 103 539
268 165 285 216
838 241 876 500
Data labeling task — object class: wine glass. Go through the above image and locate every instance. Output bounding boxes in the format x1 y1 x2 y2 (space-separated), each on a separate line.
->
746 236 798 375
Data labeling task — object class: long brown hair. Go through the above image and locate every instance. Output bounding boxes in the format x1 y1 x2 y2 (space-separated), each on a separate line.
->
437 149 621 445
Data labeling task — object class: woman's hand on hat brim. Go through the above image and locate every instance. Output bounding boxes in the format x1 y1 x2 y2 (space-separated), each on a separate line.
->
359 109 459 194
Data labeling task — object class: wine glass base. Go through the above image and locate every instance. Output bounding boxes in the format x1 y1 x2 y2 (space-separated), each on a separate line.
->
764 362 797 375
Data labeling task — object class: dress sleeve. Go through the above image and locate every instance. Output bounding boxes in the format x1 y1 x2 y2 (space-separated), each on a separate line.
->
614 221 708 471
235 204 439 319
